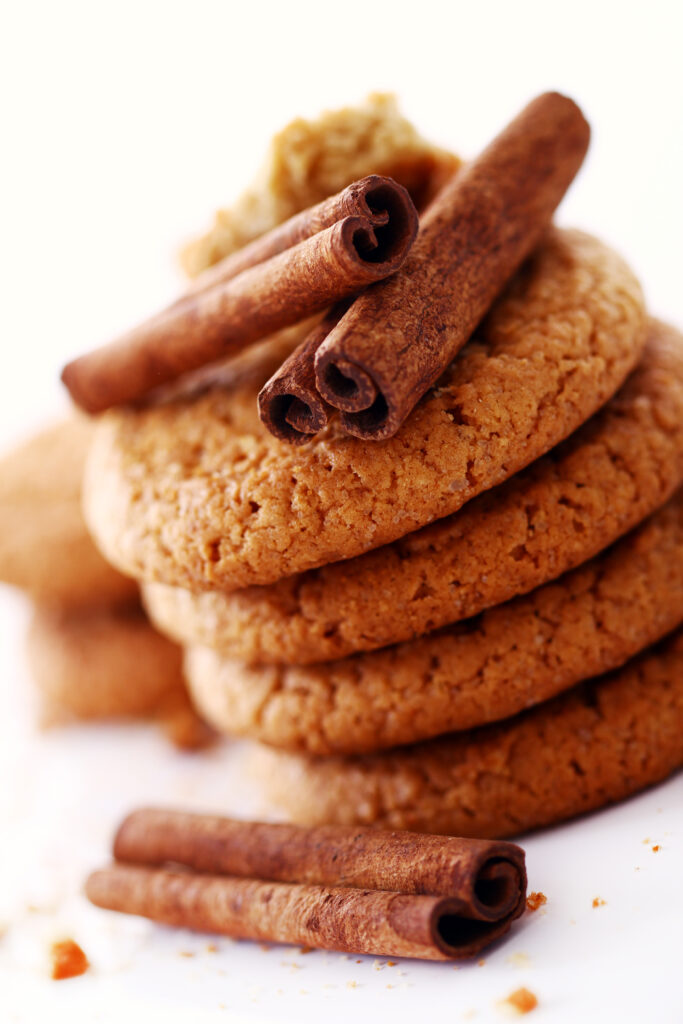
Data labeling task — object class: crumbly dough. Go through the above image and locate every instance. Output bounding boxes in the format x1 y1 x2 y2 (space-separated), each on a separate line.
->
251 627 683 837
143 320 683 664
28 602 186 721
185 487 683 754
0 417 137 608
84 229 647 591
181 93 459 278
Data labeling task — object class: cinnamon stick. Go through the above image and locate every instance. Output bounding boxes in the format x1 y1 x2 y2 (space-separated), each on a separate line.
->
257 303 349 444
61 176 418 414
86 865 503 960
111 809 526 943
314 92 591 439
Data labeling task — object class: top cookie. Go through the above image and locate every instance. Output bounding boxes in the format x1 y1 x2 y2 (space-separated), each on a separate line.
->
84 228 646 591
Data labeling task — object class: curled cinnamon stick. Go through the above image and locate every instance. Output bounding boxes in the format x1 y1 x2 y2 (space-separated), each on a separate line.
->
315 92 591 439
113 809 526 927
257 303 349 444
61 176 418 414
86 865 501 960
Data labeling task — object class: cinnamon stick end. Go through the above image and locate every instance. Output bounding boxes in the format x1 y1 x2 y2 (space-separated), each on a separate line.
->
258 383 330 446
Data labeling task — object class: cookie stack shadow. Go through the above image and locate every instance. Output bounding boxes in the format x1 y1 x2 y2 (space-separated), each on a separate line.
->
82 227 683 837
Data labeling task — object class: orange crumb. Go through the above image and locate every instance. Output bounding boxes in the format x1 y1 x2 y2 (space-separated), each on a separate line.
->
179 951 195 958
502 987 538 1014
526 892 547 912
592 897 606 908
206 943 219 953
478 958 486 966
386 961 397 967
299 946 314 954
50 939 89 980
355 958 363 964
652 845 661 852
259 943 272 953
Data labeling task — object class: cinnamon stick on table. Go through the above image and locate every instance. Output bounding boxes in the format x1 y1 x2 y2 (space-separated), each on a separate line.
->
61 176 418 414
314 91 591 440
85 809 527 960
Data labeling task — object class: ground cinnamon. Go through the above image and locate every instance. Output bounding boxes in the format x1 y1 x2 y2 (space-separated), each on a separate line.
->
314 92 590 439
61 176 418 414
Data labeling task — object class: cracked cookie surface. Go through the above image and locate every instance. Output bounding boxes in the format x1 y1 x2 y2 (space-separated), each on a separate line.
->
144 320 683 664
251 627 683 837
186 487 683 754
85 229 647 591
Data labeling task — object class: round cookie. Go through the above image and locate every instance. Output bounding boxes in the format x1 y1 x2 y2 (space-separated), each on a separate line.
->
0 417 137 609
28 602 186 721
251 626 683 838
186 487 683 754
85 228 647 592
144 320 683 664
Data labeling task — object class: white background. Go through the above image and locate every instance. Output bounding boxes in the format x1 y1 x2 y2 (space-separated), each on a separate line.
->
1 1 682 1021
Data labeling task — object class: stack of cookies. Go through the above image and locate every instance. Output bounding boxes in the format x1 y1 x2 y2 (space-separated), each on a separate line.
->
0 416 209 747
78 97 683 836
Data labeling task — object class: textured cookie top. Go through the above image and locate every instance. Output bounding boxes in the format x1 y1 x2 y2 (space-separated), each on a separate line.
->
144 320 683 663
85 229 646 590
252 628 683 838
186 487 683 754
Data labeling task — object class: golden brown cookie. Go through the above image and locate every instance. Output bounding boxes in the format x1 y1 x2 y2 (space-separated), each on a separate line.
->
0 418 137 609
84 229 647 591
251 627 683 837
144 320 683 664
28 602 186 722
185 487 683 754
181 93 459 278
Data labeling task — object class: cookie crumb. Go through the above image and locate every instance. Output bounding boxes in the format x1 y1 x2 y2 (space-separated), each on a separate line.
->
500 987 538 1014
179 951 195 958
347 980 358 989
526 891 547 912
652 845 661 852
506 952 531 967
206 943 219 953
592 897 606 908
299 946 314 954
50 939 89 980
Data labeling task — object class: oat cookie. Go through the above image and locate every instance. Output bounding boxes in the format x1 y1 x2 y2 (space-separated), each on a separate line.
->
252 627 683 837
181 93 459 278
85 229 647 591
28 603 186 722
0 418 137 609
144 320 683 664
186 487 683 754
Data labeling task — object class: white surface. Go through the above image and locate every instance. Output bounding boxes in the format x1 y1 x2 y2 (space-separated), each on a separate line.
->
1 1 682 1021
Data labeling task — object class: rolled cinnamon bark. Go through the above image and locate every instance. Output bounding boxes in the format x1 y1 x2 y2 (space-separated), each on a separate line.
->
85 865 514 960
257 303 349 444
113 809 526 922
315 92 591 439
61 177 418 414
